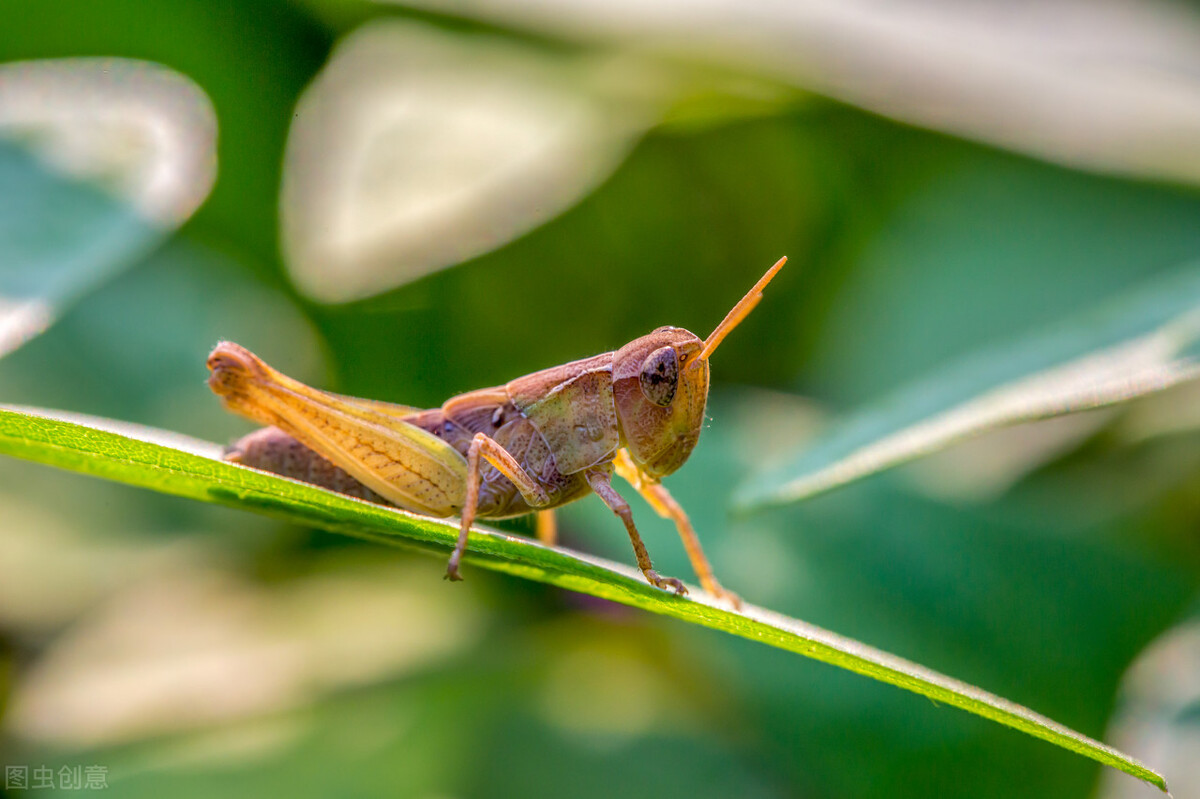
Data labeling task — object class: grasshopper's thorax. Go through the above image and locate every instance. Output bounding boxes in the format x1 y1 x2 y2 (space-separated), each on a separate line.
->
612 326 709 480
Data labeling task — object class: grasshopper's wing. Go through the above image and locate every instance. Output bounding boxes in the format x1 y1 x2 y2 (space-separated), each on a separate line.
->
327 393 423 420
209 343 468 516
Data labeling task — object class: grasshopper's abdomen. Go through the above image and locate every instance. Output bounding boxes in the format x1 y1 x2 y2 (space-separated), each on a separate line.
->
224 426 391 504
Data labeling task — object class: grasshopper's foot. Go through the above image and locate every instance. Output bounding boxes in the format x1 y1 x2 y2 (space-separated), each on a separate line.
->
444 556 465 582
645 570 688 596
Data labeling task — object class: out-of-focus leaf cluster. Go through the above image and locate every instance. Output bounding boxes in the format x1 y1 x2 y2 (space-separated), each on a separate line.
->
2 1 1199 797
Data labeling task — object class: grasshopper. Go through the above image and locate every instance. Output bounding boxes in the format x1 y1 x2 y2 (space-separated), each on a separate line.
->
207 257 786 605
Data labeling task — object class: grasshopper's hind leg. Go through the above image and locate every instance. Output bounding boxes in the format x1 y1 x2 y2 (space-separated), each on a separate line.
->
207 342 469 517
584 468 687 596
447 433 551 581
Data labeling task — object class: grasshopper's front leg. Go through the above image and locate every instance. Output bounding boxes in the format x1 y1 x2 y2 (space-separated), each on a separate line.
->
585 468 687 596
613 449 740 607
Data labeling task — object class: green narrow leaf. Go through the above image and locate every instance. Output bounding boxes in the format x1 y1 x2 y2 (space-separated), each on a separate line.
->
0 406 1169 792
737 262 1200 511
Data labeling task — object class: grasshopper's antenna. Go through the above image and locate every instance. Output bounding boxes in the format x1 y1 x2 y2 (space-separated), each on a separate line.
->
694 256 787 364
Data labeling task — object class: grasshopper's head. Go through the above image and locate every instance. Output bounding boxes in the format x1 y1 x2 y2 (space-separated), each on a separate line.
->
613 327 709 479
613 256 787 480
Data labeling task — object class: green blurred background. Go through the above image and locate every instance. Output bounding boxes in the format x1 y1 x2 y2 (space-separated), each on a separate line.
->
1 1 1199 797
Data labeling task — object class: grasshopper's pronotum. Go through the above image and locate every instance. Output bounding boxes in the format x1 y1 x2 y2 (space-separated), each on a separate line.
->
208 257 786 605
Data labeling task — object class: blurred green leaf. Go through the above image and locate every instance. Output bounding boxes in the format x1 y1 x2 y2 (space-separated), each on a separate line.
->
0 141 164 357
0 234 324 441
281 20 670 302
0 0 331 276
0 407 1170 791
391 0 1200 186
1097 609 1200 799
738 262 1200 511
804 146 1200 405
45 614 782 799
0 59 218 357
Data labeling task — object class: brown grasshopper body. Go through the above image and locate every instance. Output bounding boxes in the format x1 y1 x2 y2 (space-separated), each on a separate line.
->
208 257 786 604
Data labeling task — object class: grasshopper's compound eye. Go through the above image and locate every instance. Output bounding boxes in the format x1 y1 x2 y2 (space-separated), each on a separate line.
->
639 346 678 407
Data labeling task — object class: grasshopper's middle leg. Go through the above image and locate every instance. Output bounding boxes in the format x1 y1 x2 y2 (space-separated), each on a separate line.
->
584 468 687 596
447 432 551 581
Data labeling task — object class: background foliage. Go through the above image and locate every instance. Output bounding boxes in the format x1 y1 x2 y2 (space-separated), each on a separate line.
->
2 1 1199 797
